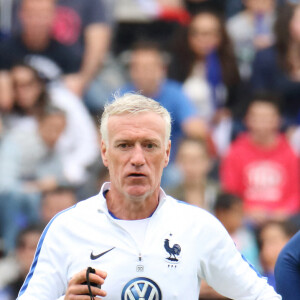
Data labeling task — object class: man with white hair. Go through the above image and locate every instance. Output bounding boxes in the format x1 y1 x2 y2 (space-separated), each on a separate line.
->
17 93 281 299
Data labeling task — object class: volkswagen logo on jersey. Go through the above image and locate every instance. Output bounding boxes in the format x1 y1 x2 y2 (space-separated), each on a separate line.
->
121 277 162 300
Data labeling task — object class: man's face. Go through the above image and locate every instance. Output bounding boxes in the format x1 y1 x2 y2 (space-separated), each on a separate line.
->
39 114 66 148
20 0 55 37
176 140 210 183
41 192 76 224
188 13 221 58
259 224 290 270
129 50 166 96
11 66 42 109
245 102 280 137
244 0 275 14
290 6 300 43
101 112 170 201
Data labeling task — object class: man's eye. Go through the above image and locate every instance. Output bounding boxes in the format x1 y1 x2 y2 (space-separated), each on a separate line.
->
146 143 155 149
118 144 128 148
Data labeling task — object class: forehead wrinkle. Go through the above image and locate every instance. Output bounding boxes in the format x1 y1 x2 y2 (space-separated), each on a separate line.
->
107 113 167 144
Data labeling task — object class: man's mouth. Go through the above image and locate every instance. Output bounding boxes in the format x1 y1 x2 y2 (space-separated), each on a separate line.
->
128 173 146 178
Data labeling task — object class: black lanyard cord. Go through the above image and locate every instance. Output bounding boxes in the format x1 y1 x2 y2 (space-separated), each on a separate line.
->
86 267 95 300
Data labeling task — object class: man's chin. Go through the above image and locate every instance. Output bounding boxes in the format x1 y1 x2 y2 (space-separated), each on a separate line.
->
125 186 151 201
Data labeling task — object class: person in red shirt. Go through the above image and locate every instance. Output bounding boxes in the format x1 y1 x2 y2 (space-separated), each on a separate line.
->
220 92 300 226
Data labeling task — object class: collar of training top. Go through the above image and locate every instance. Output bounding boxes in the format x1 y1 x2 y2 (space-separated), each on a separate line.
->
96 182 167 217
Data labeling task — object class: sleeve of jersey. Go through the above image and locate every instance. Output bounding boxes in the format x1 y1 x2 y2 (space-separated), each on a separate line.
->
17 215 69 299
282 153 300 213
275 230 300 299
199 217 281 300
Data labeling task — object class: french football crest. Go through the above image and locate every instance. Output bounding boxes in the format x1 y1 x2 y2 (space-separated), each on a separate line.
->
164 236 181 265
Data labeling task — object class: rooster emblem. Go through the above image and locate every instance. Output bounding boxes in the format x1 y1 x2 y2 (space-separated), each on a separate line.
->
164 239 181 262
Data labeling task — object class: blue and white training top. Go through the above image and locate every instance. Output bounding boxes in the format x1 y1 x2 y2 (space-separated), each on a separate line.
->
18 182 281 300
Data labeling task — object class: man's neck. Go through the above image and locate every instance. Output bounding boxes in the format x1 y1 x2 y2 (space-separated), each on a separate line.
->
183 178 206 189
250 132 278 148
140 87 159 99
105 189 160 220
22 33 51 51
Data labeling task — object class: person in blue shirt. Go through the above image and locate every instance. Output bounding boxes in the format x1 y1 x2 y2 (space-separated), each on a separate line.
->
251 3 300 126
275 230 300 299
120 41 208 164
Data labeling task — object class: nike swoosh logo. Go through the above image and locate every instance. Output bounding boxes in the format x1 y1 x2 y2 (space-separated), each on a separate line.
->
90 247 115 260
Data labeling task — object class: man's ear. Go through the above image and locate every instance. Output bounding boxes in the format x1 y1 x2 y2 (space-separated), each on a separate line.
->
164 140 171 167
101 140 109 167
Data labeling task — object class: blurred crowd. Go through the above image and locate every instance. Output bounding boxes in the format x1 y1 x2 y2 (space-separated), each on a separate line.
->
0 0 300 299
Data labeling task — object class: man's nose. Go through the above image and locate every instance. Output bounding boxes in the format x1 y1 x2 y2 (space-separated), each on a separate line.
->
130 145 146 166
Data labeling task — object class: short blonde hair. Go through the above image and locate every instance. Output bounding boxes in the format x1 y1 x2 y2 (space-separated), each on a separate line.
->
100 93 172 146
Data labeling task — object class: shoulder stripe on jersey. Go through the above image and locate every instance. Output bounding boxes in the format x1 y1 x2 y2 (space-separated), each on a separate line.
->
17 204 77 298
241 253 263 278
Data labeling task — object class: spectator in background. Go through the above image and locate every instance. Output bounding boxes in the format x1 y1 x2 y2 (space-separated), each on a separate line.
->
52 0 112 100
0 106 67 253
120 41 208 165
227 0 276 80
8 0 117 113
220 92 300 227
257 219 297 289
0 106 68 192
8 62 99 186
0 0 80 74
0 225 43 300
8 64 49 126
40 187 77 226
214 193 260 269
252 3 300 126
167 137 219 212
169 10 241 156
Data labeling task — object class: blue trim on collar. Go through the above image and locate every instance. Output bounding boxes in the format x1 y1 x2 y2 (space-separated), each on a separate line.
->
108 210 120 219
103 190 120 219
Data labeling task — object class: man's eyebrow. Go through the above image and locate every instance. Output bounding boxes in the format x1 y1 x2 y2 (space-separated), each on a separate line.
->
113 139 131 144
143 138 161 144
113 138 161 144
